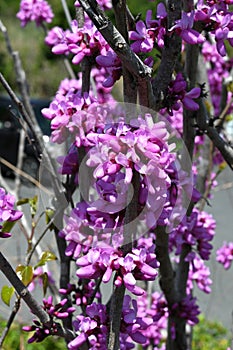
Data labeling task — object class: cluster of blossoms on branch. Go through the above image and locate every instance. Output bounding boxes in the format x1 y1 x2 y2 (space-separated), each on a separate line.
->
13 0 233 349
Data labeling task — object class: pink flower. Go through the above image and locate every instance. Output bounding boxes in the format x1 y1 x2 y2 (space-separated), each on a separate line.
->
0 188 23 238
216 242 233 269
17 0 54 27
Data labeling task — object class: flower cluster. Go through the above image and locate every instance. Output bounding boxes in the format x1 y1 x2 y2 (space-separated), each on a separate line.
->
129 3 167 53
216 242 233 269
0 187 23 238
45 19 107 66
68 303 108 349
23 296 75 343
129 1 233 56
76 243 159 296
17 0 54 27
187 256 212 294
169 208 216 260
195 0 233 56
202 40 233 116
137 291 168 347
41 74 115 144
165 73 201 115
59 280 101 307
120 295 152 346
171 294 200 326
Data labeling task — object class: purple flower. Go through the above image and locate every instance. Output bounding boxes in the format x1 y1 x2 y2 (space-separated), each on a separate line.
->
129 20 155 53
166 73 201 114
137 291 168 346
96 49 122 87
169 208 216 260
169 11 205 45
75 237 159 296
43 295 75 319
121 295 152 346
172 294 200 325
17 0 54 27
23 296 75 343
214 13 233 56
68 303 108 350
129 3 168 52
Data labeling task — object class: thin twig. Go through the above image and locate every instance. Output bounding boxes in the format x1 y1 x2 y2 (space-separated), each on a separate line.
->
0 157 52 195
60 0 73 29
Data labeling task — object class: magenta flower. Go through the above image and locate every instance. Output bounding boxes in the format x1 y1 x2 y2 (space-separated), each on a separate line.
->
169 11 205 45
0 188 23 238
216 242 233 269
169 208 216 260
172 294 200 325
43 295 75 319
166 73 201 114
23 296 75 343
68 303 108 350
17 0 54 27
75 237 158 296
214 13 233 56
121 295 152 345
137 291 168 347
96 49 122 87
129 20 155 53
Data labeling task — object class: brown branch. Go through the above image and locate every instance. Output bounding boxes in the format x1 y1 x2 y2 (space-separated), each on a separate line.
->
108 170 140 350
112 0 137 104
155 226 176 306
151 0 182 110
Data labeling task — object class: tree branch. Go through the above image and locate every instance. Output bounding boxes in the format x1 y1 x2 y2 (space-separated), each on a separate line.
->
152 0 182 110
78 0 152 79
0 251 74 341
197 100 233 170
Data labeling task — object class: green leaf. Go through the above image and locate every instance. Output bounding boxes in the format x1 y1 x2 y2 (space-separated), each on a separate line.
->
1 286 15 306
1 221 16 233
45 209 56 231
41 272 48 296
16 265 34 286
17 195 38 219
29 195 38 219
34 251 57 269
17 198 30 206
